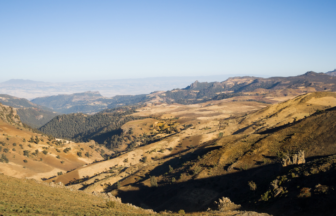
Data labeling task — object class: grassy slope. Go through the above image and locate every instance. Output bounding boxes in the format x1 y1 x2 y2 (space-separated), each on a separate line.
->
0 174 152 215
101 92 336 215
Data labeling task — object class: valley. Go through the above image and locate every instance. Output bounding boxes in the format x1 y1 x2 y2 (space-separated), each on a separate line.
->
1 73 336 215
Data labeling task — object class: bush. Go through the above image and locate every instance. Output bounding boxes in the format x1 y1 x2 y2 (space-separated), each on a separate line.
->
42 150 48 155
0 154 8 163
23 159 28 163
63 147 71 153
77 152 82 157
169 165 173 173
57 171 63 176
106 201 116 208
248 181 257 191
140 156 147 163
23 150 30 157
56 155 60 159
178 209 185 214
85 152 90 157
3 148 9 153
150 176 158 187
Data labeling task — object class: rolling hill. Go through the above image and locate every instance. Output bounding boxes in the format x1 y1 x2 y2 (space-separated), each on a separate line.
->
43 91 336 215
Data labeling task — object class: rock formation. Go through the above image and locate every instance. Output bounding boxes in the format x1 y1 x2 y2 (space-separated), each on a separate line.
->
281 150 305 167
215 197 241 212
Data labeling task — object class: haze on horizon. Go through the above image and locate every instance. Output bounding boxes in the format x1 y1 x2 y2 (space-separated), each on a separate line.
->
0 0 335 83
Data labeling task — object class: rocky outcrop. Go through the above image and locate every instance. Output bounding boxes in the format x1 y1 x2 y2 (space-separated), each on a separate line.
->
281 150 305 167
215 197 241 212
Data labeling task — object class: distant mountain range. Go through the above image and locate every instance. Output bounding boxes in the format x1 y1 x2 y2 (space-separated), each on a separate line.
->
31 71 336 114
325 69 336 76
0 75 235 99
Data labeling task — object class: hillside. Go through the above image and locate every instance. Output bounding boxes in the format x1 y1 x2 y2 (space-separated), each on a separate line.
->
0 94 58 128
44 92 336 215
0 174 154 215
31 71 336 115
31 91 148 114
39 106 144 149
0 103 112 181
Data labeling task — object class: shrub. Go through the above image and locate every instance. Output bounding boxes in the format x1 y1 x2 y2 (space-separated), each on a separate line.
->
57 172 63 176
85 152 90 157
178 209 185 214
0 154 8 163
23 150 30 157
193 166 202 175
169 165 174 173
77 152 82 157
248 181 257 191
12 148 15 151
56 155 60 159
12 143 16 146
42 150 48 155
150 176 158 187
140 156 147 163
106 201 116 208
218 132 223 138
23 159 28 163
3 148 9 153
63 147 71 153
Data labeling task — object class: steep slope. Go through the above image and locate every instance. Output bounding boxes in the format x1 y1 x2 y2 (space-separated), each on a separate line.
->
0 103 112 181
0 94 58 128
46 92 336 215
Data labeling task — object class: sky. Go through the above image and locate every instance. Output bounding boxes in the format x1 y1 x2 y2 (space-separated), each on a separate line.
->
0 0 335 82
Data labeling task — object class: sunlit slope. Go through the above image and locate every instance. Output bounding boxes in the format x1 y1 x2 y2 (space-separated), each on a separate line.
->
0 174 152 215
47 99 269 187
52 92 336 214
0 103 111 180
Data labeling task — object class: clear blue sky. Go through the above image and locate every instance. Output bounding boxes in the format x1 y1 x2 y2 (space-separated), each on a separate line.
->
1 0 335 82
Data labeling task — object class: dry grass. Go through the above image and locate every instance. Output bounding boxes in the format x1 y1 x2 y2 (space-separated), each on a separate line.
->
0 174 152 215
